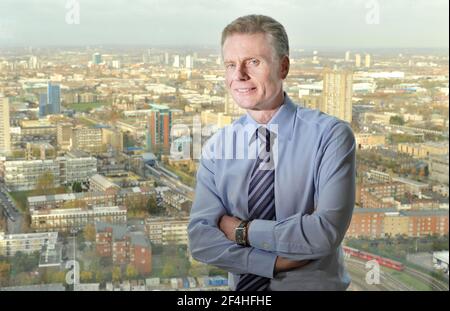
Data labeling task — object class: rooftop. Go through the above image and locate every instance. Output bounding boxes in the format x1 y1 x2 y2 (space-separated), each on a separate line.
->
90 174 119 189
31 205 125 216
433 251 449 264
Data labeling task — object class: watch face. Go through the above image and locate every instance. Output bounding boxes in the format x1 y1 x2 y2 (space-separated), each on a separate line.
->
236 228 244 244
235 221 248 246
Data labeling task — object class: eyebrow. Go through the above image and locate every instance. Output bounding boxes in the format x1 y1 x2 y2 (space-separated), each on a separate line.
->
223 57 260 64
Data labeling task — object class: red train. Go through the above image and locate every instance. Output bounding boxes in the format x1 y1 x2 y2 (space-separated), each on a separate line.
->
343 246 404 271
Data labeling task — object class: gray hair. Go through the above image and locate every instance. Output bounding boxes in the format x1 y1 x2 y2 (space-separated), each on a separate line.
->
221 14 289 60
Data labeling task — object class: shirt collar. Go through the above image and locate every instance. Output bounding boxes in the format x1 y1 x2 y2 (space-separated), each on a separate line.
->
243 92 297 142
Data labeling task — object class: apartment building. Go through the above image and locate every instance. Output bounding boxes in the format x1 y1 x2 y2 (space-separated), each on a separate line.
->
145 217 189 245
31 206 127 232
0 231 58 257
95 222 152 274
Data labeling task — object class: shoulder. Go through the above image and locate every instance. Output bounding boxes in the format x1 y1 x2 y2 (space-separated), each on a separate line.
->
294 105 354 140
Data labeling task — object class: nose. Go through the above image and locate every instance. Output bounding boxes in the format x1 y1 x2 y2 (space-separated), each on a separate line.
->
232 63 249 81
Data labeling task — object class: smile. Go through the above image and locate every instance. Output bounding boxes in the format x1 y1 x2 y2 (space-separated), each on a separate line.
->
235 87 257 94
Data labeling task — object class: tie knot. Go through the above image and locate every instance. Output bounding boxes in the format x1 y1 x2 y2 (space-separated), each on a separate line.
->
256 126 270 141
254 126 276 152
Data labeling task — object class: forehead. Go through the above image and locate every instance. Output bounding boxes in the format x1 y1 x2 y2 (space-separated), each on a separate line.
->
222 33 274 61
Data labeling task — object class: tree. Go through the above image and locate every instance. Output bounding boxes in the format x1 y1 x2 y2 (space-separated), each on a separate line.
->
0 218 7 232
125 264 138 279
80 271 93 282
389 115 405 126
48 271 66 283
34 171 55 195
161 261 176 278
147 195 161 215
77 232 86 251
112 266 121 282
83 223 96 242
0 261 11 286
72 182 83 193
15 272 34 286
126 194 148 211
95 270 105 283
21 213 31 233
11 251 39 273
188 260 207 278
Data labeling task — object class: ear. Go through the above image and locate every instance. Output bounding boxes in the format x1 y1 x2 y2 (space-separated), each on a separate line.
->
279 55 290 80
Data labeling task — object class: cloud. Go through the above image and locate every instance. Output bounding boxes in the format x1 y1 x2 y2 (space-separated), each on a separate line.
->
0 0 448 48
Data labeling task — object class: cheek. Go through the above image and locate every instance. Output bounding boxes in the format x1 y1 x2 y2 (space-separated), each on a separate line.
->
225 76 233 88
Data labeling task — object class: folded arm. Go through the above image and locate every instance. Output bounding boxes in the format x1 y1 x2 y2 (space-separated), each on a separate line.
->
247 122 356 261
188 140 277 278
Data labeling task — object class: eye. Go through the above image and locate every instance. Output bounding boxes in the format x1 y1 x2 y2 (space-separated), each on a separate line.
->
248 59 260 66
225 63 235 69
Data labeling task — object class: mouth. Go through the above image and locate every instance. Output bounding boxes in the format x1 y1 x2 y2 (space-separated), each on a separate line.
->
234 87 257 94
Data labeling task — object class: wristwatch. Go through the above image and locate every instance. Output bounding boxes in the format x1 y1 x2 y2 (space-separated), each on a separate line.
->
235 220 249 246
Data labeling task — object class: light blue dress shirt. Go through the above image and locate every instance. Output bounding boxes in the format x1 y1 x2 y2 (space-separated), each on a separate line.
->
188 94 356 290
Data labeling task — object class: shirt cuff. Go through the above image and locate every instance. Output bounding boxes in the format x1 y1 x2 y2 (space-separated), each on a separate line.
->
248 219 276 252
247 248 277 279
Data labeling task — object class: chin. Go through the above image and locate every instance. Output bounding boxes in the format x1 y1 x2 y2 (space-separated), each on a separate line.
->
232 96 258 110
235 101 257 110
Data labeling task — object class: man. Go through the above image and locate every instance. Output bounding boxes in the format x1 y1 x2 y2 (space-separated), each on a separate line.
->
188 15 355 291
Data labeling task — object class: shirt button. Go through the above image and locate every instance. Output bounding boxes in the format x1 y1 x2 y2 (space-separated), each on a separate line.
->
263 242 270 250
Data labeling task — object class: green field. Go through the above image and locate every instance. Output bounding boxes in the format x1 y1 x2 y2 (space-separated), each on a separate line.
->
9 187 70 212
64 102 109 112
384 269 433 291
77 116 99 126
163 164 196 188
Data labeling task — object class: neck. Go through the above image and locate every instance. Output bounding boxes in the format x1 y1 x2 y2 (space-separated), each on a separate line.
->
247 91 285 124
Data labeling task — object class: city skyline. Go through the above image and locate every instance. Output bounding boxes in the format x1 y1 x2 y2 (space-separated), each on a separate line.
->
0 0 449 48
0 2 448 292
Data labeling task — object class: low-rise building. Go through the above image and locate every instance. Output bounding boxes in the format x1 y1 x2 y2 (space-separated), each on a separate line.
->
145 217 189 245
19 119 56 136
391 177 430 195
31 205 126 232
433 251 449 273
27 191 116 211
27 186 154 212
56 123 73 150
428 154 449 185
95 222 152 274
360 182 406 208
346 208 449 238
0 231 58 257
155 187 191 212
398 142 449 159
89 173 120 193
71 126 103 153
403 209 449 237
355 133 386 150
383 212 410 237
1 159 59 191
0 153 97 191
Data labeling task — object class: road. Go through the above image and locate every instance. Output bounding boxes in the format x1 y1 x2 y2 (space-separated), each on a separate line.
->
145 163 195 200
0 183 23 234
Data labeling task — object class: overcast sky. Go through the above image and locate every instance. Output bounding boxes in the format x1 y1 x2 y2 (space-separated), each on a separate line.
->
0 0 448 48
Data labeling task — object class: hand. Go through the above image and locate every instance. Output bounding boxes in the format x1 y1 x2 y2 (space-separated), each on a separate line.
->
218 215 242 242
274 256 310 273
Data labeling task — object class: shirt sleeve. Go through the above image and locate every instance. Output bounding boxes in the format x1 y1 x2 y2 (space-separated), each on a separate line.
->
188 135 277 278
247 121 356 261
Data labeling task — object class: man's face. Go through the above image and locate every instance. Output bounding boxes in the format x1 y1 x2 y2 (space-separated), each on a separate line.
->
222 33 288 111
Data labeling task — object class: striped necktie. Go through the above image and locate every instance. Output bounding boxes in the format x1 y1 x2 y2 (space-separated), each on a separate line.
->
236 126 276 291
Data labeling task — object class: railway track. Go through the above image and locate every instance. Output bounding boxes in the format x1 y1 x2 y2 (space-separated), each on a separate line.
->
346 257 449 291
346 258 414 291
403 267 449 291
